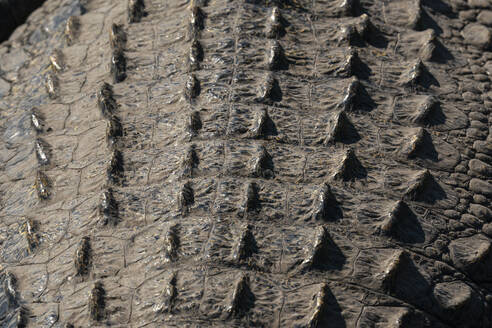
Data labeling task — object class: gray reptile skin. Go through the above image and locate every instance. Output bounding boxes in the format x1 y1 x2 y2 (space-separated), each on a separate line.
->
0 0 491 327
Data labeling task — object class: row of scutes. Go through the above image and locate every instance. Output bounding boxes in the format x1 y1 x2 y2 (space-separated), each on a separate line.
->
174 2 210 271
79 1 150 322
9 0 490 326
77 2 148 323
110 23 127 83
171 3 453 325
52 1 476 326
79 18 132 322
74 9 135 324
10 18 74 327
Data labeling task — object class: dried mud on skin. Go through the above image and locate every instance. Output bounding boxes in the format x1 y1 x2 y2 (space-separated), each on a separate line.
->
0 0 491 327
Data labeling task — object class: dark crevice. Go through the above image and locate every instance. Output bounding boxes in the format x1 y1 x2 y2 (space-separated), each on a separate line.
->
0 0 47 42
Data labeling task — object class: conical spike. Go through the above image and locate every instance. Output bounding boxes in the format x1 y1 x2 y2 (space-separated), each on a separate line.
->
164 224 180 262
34 138 50 166
189 5 205 38
107 148 124 184
338 24 359 46
106 115 123 146
337 47 359 77
252 146 274 179
241 182 260 214
4 272 18 306
99 188 118 225
312 184 339 221
381 250 406 294
35 171 51 200
162 272 178 313
128 0 146 23
400 128 429 159
332 148 365 181
419 30 447 63
45 71 58 99
182 144 199 178
179 182 194 215
411 96 438 125
65 16 80 46
267 40 288 70
21 218 38 253
49 49 65 73
30 109 45 133
109 23 127 50
338 77 360 111
404 169 434 201
378 200 412 237
88 282 106 321
184 74 201 100
338 0 358 17
190 0 209 8
99 82 113 98
408 0 423 30
306 283 330 328
419 34 437 61
17 306 28 327
301 226 331 270
110 49 127 83
394 308 416 328
266 7 285 38
188 111 202 136
257 73 281 102
401 59 426 88
189 39 204 71
97 83 117 119
226 274 254 318
324 111 356 144
249 109 271 139
356 14 372 40
232 224 258 262
270 7 283 26
74 236 91 276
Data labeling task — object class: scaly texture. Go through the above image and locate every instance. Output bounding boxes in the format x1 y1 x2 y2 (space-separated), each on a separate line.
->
0 0 491 327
